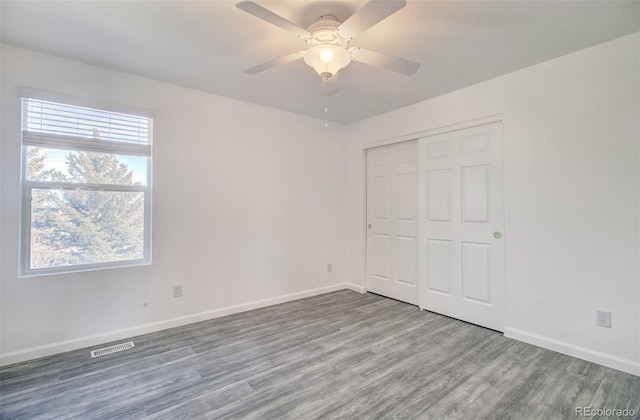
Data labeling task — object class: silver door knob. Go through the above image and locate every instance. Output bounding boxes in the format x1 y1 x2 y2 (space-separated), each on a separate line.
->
368 224 372 229
493 231 502 239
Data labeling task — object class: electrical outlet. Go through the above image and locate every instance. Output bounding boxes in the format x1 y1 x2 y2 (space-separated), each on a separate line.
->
596 310 611 328
327 263 332 273
173 285 182 298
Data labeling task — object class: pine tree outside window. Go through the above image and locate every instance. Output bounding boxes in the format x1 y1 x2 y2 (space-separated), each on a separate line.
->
20 95 152 276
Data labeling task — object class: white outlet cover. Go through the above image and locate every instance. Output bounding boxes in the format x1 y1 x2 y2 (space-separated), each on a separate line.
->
597 310 611 328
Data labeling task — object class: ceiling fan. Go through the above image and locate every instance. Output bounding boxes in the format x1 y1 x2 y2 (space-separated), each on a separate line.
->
236 0 420 94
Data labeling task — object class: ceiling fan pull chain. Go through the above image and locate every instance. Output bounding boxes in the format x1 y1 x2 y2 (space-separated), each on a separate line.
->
322 73 330 128
322 73 329 113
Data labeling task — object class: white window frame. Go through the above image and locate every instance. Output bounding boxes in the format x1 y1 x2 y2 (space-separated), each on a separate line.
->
19 92 153 276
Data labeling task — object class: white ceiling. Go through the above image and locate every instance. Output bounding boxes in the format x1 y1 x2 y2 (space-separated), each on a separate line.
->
1 0 638 124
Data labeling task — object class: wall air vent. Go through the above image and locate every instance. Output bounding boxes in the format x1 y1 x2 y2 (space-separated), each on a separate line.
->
90 341 135 358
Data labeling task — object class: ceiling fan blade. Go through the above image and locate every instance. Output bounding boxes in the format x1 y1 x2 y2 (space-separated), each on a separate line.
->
244 51 305 74
236 1 311 38
338 0 406 39
324 73 340 96
349 47 420 76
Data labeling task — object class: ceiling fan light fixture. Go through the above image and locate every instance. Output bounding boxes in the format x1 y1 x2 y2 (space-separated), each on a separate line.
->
303 44 351 77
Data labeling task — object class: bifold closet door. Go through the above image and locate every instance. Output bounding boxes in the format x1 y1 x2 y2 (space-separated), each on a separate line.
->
419 122 505 331
366 141 419 305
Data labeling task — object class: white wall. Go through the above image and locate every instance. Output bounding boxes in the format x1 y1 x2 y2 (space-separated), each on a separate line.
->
345 33 640 375
0 44 347 363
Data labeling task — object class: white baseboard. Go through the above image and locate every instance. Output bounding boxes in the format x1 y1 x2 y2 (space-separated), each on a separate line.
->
0 283 350 367
504 327 640 377
345 282 366 293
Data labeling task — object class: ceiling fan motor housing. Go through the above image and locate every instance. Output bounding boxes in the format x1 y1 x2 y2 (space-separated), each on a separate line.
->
306 15 350 48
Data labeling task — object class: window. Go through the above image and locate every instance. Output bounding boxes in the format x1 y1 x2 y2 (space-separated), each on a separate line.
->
20 96 153 275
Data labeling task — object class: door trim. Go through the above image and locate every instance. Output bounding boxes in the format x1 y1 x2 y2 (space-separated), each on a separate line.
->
362 113 503 151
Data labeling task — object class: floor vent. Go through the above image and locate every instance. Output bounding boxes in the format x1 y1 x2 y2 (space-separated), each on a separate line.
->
90 341 135 358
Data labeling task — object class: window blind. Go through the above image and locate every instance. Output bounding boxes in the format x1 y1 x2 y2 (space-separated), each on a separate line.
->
22 98 152 156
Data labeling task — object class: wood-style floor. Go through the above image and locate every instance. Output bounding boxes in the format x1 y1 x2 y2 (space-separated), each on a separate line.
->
1 290 639 419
